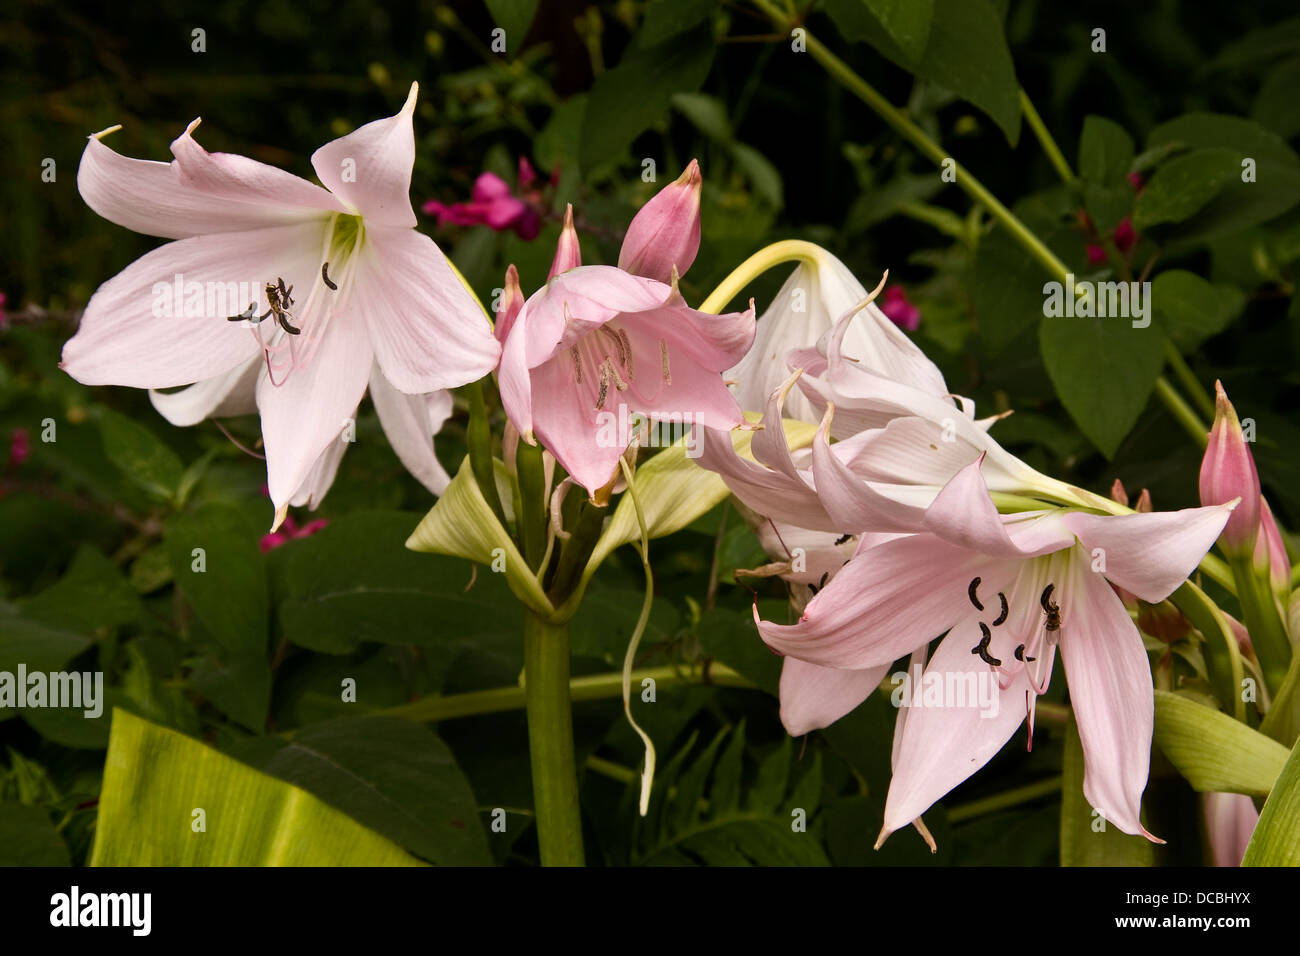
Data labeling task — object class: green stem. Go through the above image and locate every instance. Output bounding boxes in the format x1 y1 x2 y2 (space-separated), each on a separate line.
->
1229 554 1293 696
465 379 508 528
516 441 548 570
374 664 754 723
1170 580 1246 722
522 613 584 866
1018 89 1076 185
1162 340 1216 423
1259 653 1300 747
547 500 607 603
947 775 1064 824
1153 377 1208 445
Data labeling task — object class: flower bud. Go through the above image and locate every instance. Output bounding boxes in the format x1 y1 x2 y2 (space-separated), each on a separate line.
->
617 160 701 283
1254 496 1290 598
1198 381 1260 556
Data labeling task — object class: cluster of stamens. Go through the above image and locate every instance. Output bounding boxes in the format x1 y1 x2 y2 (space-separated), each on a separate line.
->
570 322 672 411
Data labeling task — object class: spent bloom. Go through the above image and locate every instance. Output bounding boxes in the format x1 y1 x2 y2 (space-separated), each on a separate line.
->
498 161 755 495
61 83 498 528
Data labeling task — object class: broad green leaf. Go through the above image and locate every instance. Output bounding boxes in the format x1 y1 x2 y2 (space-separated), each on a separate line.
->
1253 57 1300 141
632 725 828 865
579 24 715 171
0 801 69 866
19 545 140 636
1078 115 1135 185
249 717 491 865
97 409 184 502
407 456 552 616
1242 734 1300 865
91 710 423 866
1153 690 1289 796
1145 114 1300 241
859 0 935 62
694 604 781 695
1060 718 1155 865
1209 15 1300 71
0 602 90 676
280 510 522 655
483 0 538 56
824 0 1020 145
634 0 718 49
1133 148 1238 232
164 503 270 729
1151 270 1246 352
1040 312 1165 458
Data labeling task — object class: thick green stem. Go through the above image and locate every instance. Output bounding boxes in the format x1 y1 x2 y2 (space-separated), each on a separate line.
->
1170 580 1246 722
465 379 508 528
523 613 585 866
1229 554 1293 696
547 500 606 602
516 441 548 570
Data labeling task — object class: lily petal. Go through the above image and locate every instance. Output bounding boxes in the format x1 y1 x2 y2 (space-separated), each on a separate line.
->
370 370 454 496
257 310 374 516
78 127 344 240
61 221 325 388
617 160 701 283
1061 504 1235 603
358 227 499 394
779 658 889 736
311 82 419 228
149 356 260 426
923 457 1074 558
1059 558 1161 842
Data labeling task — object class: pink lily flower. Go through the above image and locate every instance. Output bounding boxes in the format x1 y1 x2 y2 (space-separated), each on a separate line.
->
757 456 1235 842
497 161 755 495
61 84 498 528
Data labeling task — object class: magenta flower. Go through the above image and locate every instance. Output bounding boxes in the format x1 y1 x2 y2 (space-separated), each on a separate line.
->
60 84 497 529
498 161 755 495
423 163 542 239
260 515 329 553
879 285 920 331
1199 381 1260 556
0 291 7 329
8 428 29 467
757 456 1234 843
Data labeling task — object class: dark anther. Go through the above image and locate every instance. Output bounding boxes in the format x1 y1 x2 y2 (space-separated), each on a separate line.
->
834 533 851 546
1040 583 1056 612
819 571 829 589
971 621 1001 667
277 312 301 335
968 576 984 611
322 262 338 291
227 303 258 323
991 592 1009 627
1013 644 1037 663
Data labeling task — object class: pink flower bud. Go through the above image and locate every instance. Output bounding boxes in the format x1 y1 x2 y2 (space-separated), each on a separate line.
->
1085 243 1107 265
617 159 701 284
1198 381 1260 555
879 285 920 331
9 428 29 467
495 264 524 344
548 204 581 278
1254 496 1290 595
